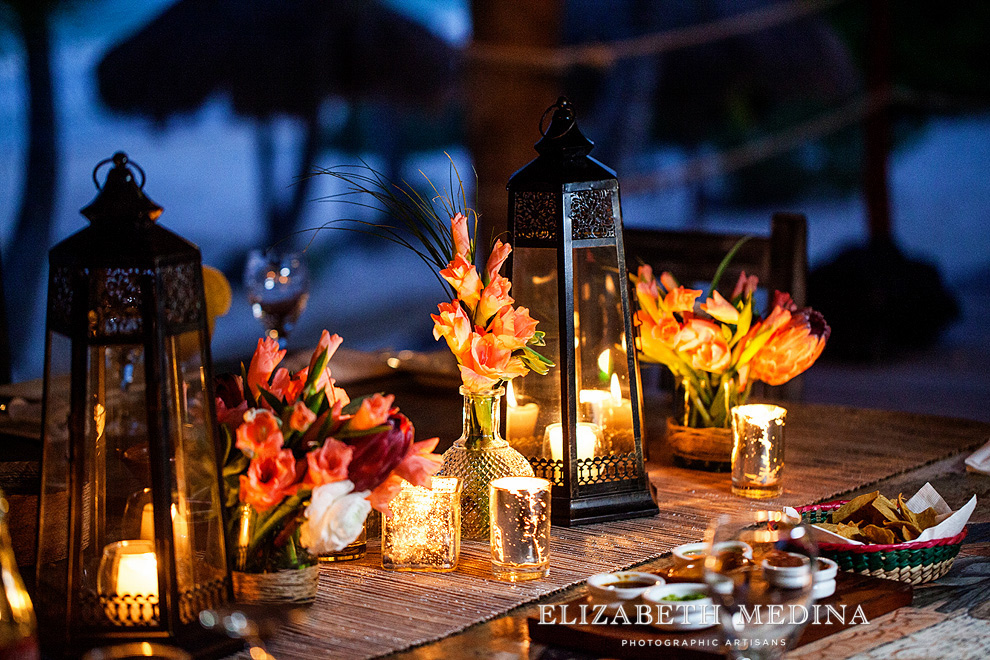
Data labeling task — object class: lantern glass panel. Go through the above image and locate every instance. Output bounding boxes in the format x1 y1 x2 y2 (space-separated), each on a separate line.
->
83 343 160 628
37 330 72 624
505 246 560 461
573 245 636 457
162 331 227 623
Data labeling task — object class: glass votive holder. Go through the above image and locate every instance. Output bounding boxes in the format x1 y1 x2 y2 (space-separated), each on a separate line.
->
730 404 787 499
489 476 551 582
381 476 461 571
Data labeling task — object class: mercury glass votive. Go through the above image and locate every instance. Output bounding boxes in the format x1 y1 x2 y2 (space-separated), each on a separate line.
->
730 404 787 499
489 477 551 581
381 477 461 571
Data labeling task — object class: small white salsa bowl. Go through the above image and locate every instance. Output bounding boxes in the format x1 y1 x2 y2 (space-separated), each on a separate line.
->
761 552 813 589
672 540 753 566
587 571 664 603
642 583 716 631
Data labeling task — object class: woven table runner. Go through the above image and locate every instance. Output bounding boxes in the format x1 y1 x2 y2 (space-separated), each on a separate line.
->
239 404 990 660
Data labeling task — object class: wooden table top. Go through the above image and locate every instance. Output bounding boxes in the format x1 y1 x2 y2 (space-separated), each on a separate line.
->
4 368 990 660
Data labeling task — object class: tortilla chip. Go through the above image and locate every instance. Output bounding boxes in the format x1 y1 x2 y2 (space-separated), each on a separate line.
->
883 520 922 542
915 507 938 531
870 495 902 524
862 524 897 545
897 494 920 527
832 492 879 524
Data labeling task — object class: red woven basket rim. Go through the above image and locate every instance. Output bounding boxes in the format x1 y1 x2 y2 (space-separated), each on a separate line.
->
795 501 968 553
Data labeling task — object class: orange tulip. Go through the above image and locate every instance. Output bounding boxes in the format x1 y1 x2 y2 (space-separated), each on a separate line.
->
750 310 830 385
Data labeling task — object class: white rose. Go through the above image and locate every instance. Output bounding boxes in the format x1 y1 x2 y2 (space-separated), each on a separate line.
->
300 480 372 554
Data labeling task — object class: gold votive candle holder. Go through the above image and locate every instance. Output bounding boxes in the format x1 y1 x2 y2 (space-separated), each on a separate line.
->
730 404 787 499
381 476 461 571
489 476 551 581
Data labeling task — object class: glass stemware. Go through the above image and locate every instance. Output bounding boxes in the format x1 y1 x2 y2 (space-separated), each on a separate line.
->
704 510 817 660
244 249 310 348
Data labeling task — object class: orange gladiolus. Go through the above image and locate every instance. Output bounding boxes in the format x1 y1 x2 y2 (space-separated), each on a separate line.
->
664 286 702 314
289 400 317 433
239 449 300 512
485 239 511 284
348 393 396 432
458 333 528 392
235 409 284 458
303 438 353 488
476 274 514 324
451 212 471 258
247 337 286 398
487 306 538 351
750 310 830 385
440 253 484 311
701 290 740 324
432 300 473 356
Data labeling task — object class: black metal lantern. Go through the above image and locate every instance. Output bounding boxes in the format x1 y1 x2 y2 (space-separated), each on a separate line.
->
35 153 238 657
506 99 658 526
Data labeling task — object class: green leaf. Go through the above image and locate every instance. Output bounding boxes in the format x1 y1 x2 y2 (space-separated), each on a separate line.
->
223 453 249 478
334 423 390 439
304 348 329 392
258 388 286 414
240 361 258 409
528 331 546 347
708 235 753 299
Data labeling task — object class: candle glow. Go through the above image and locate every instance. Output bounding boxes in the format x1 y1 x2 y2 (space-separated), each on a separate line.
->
545 422 601 462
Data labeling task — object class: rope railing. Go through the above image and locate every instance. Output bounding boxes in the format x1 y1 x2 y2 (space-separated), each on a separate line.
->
622 90 888 193
468 0 850 72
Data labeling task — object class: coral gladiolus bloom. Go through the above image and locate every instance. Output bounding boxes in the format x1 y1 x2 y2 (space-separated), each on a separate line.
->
458 333 528 392
348 393 396 431
440 253 484 310
432 300 473 356
367 474 405 518
451 212 471 258
235 409 284 458
750 310 830 385
393 437 443 488
484 239 511 283
289 401 317 433
476 274 514 323
701 290 740 324
247 337 286 398
488 306 538 351
732 271 759 300
664 286 702 314
304 438 353 488
239 449 300 511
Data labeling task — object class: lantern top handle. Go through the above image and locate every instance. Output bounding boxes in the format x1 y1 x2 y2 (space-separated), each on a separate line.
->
93 151 146 190
534 97 595 159
82 151 163 226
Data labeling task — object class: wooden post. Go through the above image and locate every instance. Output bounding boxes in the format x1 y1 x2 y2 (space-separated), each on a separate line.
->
467 0 564 254
864 0 892 242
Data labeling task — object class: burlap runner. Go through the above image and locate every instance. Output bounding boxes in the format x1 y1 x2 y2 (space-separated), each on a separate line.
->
233 403 990 660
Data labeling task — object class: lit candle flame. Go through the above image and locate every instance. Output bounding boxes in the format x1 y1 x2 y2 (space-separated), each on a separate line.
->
506 380 518 408
597 349 611 376
610 373 622 405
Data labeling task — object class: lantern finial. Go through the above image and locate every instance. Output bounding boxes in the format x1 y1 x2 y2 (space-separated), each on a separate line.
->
81 151 162 226
535 96 594 159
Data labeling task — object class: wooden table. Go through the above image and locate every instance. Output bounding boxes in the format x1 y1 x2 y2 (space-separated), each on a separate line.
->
4 368 990 660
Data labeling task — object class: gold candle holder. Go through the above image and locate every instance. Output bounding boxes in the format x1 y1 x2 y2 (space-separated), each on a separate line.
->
97 540 159 625
381 477 461 571
489 477 551 581
730 404 787 499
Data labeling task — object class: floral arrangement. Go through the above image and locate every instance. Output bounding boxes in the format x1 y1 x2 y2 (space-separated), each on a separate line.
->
431 212 552 392
216 330 442 572
314 161 553 396
632 247 830 429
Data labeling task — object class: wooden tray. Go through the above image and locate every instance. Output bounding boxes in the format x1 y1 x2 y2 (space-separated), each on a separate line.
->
527 571 912 659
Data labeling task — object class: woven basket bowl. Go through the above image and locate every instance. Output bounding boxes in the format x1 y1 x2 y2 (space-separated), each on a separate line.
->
796 501 967 585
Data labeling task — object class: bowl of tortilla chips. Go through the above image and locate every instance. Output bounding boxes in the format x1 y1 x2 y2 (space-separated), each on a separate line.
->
796 491 968 584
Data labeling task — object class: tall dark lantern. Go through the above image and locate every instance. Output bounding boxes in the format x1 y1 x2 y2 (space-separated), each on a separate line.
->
35 153 238 658
506 99 658 526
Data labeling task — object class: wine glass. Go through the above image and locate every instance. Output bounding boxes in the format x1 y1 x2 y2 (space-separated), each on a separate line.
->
244 249 310 348
704 510 818 660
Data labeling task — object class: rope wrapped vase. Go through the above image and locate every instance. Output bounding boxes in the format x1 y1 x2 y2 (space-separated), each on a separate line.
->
798 502 968 585
232 566 320 605
665 417 733 472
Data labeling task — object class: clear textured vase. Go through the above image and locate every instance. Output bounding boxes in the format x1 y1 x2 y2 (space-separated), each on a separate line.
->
668 375 747 472
438 387 535 540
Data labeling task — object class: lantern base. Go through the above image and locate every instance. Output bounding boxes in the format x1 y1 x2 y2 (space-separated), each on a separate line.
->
70 625 246 660
550 488 658 527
